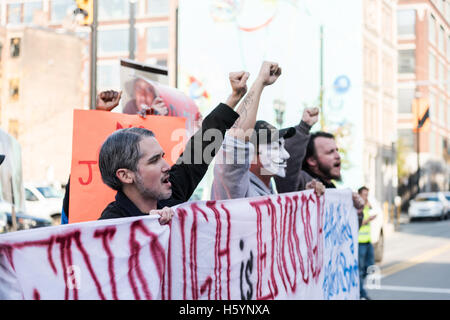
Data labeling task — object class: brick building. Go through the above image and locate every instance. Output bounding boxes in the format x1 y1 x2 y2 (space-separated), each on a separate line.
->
0 0 176 185
397 0 450 195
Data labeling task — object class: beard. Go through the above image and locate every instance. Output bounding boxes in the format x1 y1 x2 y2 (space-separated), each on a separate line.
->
317 160 342 182
135 172 172 201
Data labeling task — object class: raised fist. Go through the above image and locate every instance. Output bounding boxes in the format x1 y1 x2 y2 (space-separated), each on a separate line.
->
229 71 249 99
302 107 320 127
257 61 282 86
96 90 122 111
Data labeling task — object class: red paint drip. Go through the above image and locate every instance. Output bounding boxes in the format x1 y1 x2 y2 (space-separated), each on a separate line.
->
94 226 118 300
177 208 188 300
33 289 40 300
128 220 167 300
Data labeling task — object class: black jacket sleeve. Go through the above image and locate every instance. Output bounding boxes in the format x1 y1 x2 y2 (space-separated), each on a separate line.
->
275 120 312 193
158 103 239 208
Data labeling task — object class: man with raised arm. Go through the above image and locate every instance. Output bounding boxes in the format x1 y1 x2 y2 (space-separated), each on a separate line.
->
97 71 249 221
211 61 324 200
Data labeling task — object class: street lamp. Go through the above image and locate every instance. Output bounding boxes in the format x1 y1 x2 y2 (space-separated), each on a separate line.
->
273 99 286 128
414 89 422 194
129 0 137 60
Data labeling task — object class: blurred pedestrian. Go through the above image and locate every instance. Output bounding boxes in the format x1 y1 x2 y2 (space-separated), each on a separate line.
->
358 186 377 300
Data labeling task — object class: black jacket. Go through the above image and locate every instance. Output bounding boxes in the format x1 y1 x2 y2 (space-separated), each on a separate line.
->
99 103 239 220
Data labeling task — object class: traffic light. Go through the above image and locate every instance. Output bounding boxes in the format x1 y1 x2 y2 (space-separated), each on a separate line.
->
74 0 93 26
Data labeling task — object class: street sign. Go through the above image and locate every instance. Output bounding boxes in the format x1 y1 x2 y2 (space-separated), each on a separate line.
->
412 98 430 133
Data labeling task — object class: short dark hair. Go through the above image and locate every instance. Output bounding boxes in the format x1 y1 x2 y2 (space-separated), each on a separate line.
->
358 186 369 194
99 127 155 191
302 131 335 170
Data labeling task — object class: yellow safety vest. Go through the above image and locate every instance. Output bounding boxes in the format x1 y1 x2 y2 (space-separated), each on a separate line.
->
358 206 371 243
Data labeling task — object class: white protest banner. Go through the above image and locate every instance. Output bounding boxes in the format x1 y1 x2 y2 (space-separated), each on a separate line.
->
0 189 359 300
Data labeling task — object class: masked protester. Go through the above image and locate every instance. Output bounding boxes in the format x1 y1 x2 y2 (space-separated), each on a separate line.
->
211 61 324 200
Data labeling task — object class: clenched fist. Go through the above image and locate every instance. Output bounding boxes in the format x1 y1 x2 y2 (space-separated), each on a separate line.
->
257 61 282 86
96 90 122 111
229 71 249 100
302 107 319 127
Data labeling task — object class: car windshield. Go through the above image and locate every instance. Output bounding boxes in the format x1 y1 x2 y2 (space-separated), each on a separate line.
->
445 195 450 201
415 196 439 202
36 187 62 199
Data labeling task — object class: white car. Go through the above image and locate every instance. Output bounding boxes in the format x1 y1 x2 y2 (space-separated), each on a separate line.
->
24 184 63 225
443 192 450 214
408 192 448 221
0 201 9 233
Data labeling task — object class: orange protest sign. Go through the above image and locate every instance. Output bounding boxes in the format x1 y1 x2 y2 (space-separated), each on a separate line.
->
69 110 187 223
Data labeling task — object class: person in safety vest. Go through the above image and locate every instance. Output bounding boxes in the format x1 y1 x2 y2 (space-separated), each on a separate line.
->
358 186 377 300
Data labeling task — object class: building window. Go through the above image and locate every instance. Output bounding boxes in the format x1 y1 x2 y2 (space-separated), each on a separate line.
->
97 63 120 91
398 129 414 150
7 3 21 25
146 57 167 67
398 88 415 113
50 0 73 23
397 9 415 36
448 1 450 23
382 7 393 42
429 52 436 81
146 26 169 51
98 29 131 54
439 96 445 125
429 14 436 44
147 0 169 16
439 61 445 88
438 25 445 53
10 38 21 58
156 59 167 67
447 100 450 128
23 1 42 24
429 131 436 154
398 49 415 73
429 92 437 121
9 79 20 101
99 0 129 20
448 36 450 60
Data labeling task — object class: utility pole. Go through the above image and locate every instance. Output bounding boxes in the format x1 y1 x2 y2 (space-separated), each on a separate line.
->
319 24 325 129
414 91 422 194
89 0 98 109
129 0 137 60
416 122 420 194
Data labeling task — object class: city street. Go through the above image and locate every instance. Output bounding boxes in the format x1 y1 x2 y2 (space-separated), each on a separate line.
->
367 214 450 300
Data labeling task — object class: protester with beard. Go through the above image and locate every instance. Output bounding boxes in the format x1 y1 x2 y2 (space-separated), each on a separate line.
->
276 130 365 225
97 71 249 221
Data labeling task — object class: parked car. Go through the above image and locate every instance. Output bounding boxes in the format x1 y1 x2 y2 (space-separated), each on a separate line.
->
408 192 448 221
0 200 51 233
0 202 8 233
367 196 385 263
443 192 450 214
24 183 63 225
